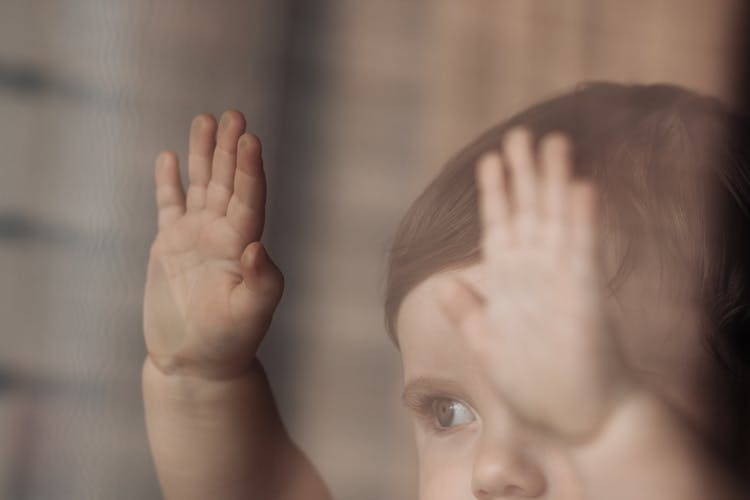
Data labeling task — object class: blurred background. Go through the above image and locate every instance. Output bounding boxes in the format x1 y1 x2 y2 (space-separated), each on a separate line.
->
0 1 747 498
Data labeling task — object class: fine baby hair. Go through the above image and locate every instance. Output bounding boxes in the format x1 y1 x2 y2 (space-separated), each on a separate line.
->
142 80 750 499
386 81 750 395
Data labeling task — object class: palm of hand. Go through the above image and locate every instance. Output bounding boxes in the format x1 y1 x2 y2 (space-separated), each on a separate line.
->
440 129 631 441
143 112 282 380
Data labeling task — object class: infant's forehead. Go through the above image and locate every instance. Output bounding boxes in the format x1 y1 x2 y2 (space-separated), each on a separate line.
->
446 249 695 311
450 265 485 289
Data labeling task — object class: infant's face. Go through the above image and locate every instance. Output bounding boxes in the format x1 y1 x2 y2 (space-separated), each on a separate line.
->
396 262 725 499
397 266 579 499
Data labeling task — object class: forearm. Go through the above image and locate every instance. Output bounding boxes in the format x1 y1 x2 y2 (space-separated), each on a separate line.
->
142 356 332 500
573 390 747 500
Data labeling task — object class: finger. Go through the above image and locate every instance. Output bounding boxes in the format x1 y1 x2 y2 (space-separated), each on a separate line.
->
230 241 284 334
207 110 246 216
503 128 539 243
154 151 186 230
186 113 217 213
435 277 489 349
539 133 572 246
569 181 599 259
477 152 512 264
477 152 510 232
226 133 266 242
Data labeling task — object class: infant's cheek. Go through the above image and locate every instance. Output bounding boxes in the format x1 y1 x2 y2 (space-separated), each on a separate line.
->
418 444 474 500
419 474 472 500
541 448 585 500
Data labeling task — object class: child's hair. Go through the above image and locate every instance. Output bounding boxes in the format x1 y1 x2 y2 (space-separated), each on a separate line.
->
384 81 750 389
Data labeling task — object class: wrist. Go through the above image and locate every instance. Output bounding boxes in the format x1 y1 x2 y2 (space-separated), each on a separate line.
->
142 356 275 420
144 347 260 381
141 357 308 500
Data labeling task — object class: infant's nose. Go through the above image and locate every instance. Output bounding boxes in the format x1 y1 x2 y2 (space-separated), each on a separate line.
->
471 432 546 498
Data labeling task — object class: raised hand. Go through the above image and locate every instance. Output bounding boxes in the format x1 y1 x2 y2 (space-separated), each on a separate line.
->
437 128 635 442
143 110 283 381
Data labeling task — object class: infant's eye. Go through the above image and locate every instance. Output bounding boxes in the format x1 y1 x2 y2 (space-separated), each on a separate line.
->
432 398 476 428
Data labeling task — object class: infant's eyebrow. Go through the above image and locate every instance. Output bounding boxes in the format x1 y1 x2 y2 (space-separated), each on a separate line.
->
401 376 466 405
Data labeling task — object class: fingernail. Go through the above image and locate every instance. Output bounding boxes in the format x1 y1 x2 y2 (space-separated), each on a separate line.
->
219 113 230 131
247 244 265 273
253 244 263 269
158 152 172 167
243 246 256 267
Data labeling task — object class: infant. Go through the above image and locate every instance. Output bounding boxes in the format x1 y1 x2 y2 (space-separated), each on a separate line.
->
142 82 750 499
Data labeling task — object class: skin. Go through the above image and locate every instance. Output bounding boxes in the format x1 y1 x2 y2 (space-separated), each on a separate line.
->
396 129 747 498
143 110 332 499
143 112 746 499
399 266 743 499
399 268 580 498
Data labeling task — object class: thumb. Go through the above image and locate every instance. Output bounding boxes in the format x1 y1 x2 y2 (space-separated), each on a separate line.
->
435 277 488 349
230 241 284 328
236 241 284 310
